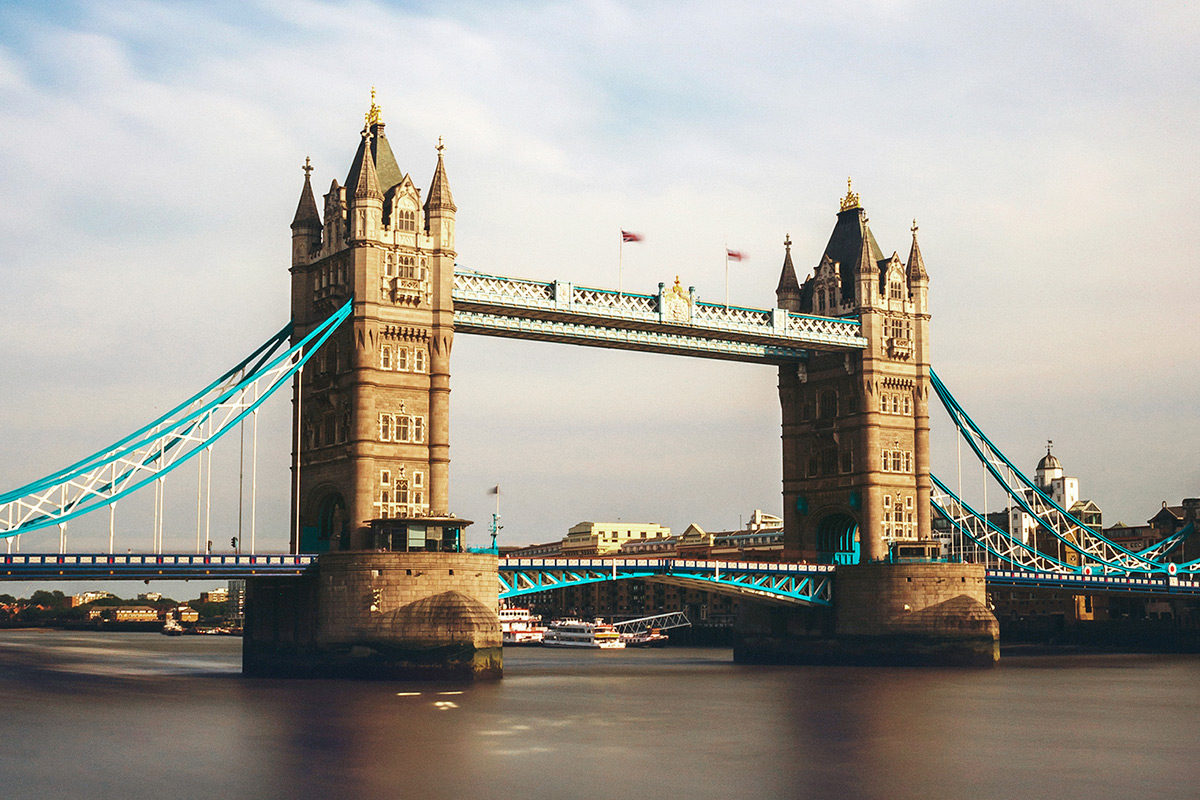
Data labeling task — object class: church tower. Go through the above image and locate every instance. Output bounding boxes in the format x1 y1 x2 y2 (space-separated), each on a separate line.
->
777 181 932 563
288 91 459 552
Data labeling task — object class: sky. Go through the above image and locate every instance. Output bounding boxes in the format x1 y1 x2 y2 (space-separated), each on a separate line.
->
1 0 1198 596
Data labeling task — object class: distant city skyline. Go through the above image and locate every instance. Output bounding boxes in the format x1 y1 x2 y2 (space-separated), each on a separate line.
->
1 1 1197 593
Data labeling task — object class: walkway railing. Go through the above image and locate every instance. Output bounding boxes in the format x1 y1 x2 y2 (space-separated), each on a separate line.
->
0 553 315 580
453 270 867 361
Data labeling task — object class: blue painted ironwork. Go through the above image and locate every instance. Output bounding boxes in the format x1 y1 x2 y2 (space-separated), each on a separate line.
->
986 568 1200 597
452 270 867 362
498 558 835 606
0 301 354 539
5 552 1200 600
931 474 1080 573
0 553 314 580
928 368 1195 575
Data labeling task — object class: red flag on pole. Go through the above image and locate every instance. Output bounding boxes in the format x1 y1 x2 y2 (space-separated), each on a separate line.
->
622 230 644 243
726 249 746 261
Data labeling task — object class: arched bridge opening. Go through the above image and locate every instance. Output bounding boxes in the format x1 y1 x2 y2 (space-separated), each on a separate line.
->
498 559 835 607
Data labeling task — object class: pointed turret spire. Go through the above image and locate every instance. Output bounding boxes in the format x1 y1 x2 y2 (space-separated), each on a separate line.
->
291 156 322 229
906 219 928 280
775 233 801 311
424 136 456 220
353 130 383 200
856 214 879 275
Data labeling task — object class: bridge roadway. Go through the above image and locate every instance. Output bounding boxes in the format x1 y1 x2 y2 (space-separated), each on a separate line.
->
2 554 1199 602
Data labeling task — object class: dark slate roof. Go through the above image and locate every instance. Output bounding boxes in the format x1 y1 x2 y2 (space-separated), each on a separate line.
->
424 147 455 216
352 132 383 200
775 242 801 303
821 207 885 304
345 122 405 197
907 226 928 281
291 174 321 229
1149 506 1184 525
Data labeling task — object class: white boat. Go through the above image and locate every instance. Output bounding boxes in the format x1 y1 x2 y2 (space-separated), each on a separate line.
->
542 619 626 649
500 606 547 645
620 627 669 647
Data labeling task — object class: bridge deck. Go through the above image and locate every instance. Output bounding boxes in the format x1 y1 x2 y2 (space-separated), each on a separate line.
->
3 554 1197 600
452 271 867 363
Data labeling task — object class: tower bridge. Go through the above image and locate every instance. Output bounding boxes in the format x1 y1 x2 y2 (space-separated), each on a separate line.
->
3 93 1197 676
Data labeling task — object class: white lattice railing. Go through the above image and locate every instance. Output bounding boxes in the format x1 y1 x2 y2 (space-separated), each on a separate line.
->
787 313 860 339
693 303 771 326
571 287 658 314
454 272 555 303
453 270 865 348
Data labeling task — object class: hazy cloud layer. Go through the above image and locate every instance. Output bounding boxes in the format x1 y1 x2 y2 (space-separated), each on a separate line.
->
1 0 1197 577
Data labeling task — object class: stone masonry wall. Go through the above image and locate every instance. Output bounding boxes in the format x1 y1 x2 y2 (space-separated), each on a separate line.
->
835 562 995 638
316 551 499 649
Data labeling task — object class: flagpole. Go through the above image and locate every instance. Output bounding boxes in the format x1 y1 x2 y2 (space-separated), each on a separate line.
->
724 244 730 309
618 232 623 295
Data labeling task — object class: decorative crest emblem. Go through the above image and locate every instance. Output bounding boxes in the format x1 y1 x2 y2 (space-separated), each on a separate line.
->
663 276 692 322
839 177 861 212
365 86 382 128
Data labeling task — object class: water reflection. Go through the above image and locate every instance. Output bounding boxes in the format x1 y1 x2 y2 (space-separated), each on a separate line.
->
0 633 1198 800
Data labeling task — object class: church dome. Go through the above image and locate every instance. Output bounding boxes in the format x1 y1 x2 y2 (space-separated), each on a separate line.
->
1037 450 1062 472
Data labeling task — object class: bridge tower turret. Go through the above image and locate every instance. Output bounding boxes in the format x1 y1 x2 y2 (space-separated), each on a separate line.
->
778 181 932 564
290 157 322 268
287 92 462 552
423 139 456 517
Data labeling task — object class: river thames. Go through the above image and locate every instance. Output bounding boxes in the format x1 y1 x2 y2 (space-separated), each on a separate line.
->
0 631 1197 799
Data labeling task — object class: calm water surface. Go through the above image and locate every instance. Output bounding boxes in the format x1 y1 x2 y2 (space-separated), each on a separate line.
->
0 631 1197 800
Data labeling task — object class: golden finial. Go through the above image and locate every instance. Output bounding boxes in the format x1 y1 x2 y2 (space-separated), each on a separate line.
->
839 176 861 212
437 135 444 155
911 218 919 236
302 156 313 179
783 233 792 252
364 86 381 128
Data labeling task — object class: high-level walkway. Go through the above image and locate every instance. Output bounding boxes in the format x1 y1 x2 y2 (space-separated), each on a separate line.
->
452 270 867 363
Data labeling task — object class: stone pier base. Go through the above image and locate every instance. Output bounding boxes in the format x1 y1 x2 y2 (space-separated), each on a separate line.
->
735 562 999 667
243 551 502 680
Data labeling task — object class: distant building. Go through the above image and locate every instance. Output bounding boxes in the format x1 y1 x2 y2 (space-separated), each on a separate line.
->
506 540 564 558
200 588 228 603
71 590 114 607
175 606 199 623
676 510 784 560
137 592 162 602
1008 443 1099 556
620 536 678 557
113 606 160 622
951 444 1105 566
227 580 246 624
561 522 671 557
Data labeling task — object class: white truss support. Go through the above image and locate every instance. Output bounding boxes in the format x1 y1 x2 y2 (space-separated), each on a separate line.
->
0 301 351 543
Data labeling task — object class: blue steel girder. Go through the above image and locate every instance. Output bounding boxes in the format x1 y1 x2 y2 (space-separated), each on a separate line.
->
0 553 315 581
452 270 867 363
499 558 835 607
985 568 1200 597
0 301 353 540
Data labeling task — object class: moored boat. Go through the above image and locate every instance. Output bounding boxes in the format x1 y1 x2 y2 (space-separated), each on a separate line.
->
542 619 625 649
500 606 547 645
620 627 669 647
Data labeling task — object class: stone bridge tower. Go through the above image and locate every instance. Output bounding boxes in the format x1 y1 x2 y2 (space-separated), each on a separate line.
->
776 182 932 564
288 93 457 552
